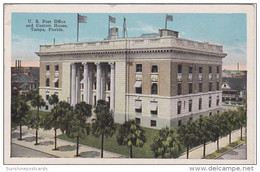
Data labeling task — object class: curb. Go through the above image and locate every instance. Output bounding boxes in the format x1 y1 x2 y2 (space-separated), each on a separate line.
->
214 142 245 159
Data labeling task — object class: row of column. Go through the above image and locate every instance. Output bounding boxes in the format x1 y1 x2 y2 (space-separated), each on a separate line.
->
71 62 115 111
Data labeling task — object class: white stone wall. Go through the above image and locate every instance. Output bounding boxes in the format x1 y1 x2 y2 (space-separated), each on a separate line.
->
60 62 71 102
114 61 126 121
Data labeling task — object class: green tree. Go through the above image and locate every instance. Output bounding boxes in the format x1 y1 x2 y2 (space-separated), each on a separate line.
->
237 107 247 140
198 116 213 158
29 90 46 145
222 110 236 144
92 100 116 158
11 94 30 140
117 120 146 158
66 102 92 156
178 120 199 159
210 113 224 151
151 127 182 158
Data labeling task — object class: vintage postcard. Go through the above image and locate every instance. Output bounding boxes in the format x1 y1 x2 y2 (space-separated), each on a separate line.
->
3 4 256 165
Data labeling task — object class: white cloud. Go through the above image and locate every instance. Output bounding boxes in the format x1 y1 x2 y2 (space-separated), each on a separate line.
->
127 21 158 34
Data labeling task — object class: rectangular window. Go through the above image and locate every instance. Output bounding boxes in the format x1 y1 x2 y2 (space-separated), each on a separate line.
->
199 67 202 73
150 101 158 115
209 96 212 108
151 120 157 127
151 65 158 73
135 100 142 113
136 64 142 72
209 82 212 91
209 112 212 117
217 66 220 73
136 87 142 94
189 66 193 74
55 81 59 88
217 82 219 90
217 96 220 106
199 82 202 92
178 120 182 127
209 66 212 73
46 65 50 71
151 83 158 95
55 65 59 71
177 83 182 95
178 64 182 73
189 83 193 94
189 100 192 112
177 101 182 115
45 105 49 110
46 78 50 87
94 96 96 106
199 98 202 110
135 118 141 124
46 95 49 101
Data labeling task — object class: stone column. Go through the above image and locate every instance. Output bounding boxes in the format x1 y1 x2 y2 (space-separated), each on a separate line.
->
83 63 88 103
71 63 76 106
76 65 81 103
88 68 93 105
109 62 115 111
101 66 105 100
95 62 101 103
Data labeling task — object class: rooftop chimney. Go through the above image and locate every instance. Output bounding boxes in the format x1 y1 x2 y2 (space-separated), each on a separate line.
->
159 29 179 38
108 27 118 40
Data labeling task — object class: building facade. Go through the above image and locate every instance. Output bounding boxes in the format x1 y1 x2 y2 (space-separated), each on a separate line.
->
36 28 226 129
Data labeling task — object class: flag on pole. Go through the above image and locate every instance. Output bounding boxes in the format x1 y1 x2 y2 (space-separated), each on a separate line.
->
109 15 116 23
78 14 87 23
166 14 173 21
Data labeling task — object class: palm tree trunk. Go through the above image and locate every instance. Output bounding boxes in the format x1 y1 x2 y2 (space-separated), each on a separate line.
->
186 146 189 159
18 123 23 140
240 126 243 140
76 135 80 156
35 129 39 145
53 128 58 150
203 142 206 158
130 145 133 158
229 131 231 144
217 138 219 151
101 134 104 158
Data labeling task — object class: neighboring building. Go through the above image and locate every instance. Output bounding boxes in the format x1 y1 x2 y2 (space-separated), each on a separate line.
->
11 60 39 96
36 28 226 129
222 77 246 105
222 70 247 78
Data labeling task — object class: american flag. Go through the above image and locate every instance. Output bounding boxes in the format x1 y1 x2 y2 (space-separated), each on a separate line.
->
166 14 173 21
109 15 116 23
78 14 87 23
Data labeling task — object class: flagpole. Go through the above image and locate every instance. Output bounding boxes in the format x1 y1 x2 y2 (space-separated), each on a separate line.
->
108 16 110 39
165 14 167 29
77 13 79 42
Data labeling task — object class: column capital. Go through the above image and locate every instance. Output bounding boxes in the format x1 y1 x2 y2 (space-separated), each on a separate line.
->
82 62 88 66
71 63 76 69
95 62 101 68
109 62 115 69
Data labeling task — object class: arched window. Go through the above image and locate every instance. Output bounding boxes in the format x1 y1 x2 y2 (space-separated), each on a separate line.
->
151 83 158 95
46 78 50 87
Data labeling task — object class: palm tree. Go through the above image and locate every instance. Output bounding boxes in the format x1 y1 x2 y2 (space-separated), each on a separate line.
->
66 102 92 156
117 120 146 158
11 94 30 140
198 116 213 158
151 127 182 158
30 90 46 145
92 100 116 158
47 94 59 150
178 120 199 159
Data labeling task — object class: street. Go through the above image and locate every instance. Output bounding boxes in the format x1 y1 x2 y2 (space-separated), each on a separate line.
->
217 143 247 160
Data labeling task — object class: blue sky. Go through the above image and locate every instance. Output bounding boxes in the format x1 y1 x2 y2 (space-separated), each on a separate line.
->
11 13 247 69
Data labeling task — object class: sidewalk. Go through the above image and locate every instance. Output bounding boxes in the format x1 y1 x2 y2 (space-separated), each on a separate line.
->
11 127 125 158
178 128 246 159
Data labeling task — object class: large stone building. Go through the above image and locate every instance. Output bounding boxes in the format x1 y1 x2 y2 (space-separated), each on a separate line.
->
36 28 226 129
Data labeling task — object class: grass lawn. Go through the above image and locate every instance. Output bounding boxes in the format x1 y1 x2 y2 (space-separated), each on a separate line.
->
58 124 160 158
205 137 246 159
